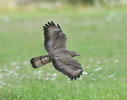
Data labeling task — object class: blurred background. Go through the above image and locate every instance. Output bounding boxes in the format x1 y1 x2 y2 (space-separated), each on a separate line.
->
0 0 127 100
0 0 127 62
0 0 127 10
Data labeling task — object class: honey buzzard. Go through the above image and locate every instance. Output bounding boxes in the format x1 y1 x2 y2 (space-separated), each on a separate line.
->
31 21 83 80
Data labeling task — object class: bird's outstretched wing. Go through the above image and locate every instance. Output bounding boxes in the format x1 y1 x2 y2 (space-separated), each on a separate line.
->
52 55 83 80
43 21 66 53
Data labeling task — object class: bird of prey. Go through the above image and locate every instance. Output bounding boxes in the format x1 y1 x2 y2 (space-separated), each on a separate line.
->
30 21 83 80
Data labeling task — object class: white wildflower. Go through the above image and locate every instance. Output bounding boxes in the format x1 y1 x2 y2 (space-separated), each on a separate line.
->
16 66 20 69
34 70 42 75
67 80 70 83
4 68 9 72
51 77 56 80
102 77 106 80
0 74 3 79
114 78 117 80
52 73 57 77
91 78 96 81
6 70 13 76
7 84 11 87
89 83 94 88
103 59 107 63
14 72 19 76
23 61 28 65
108 73 116 78
11 62 16 66
45 77 49 80
11 68 17 72
94 67 102 72
38 76 41 79
105 12 116 22
4 16 10 23
86 65 90 69
96 61 101 64
114 59 119 63
26 76 30 79
88 58 93 62
0 86 3 88
0 81 3 84
46 73 51 76
78 77 82 80
67 77 71 80
0 81 6 85
82 71 88 75
116 94 119 97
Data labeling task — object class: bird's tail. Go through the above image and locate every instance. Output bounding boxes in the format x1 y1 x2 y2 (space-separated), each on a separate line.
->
30 55 51 68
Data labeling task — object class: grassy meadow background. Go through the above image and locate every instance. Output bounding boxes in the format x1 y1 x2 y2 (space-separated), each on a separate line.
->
0 4 127 100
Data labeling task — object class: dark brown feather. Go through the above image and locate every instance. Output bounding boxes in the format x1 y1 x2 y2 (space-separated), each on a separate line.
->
52 53 83 80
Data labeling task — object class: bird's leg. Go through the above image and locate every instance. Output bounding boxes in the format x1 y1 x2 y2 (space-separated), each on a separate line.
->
65 50 80 57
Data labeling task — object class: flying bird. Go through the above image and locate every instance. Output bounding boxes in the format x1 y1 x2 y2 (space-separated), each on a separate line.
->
30 21 83 80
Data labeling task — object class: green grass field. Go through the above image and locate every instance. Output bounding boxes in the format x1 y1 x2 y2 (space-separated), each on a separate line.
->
0 8 127 100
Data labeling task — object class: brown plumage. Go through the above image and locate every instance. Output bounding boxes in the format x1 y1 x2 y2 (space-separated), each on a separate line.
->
30 21 83 80
31 55 51 68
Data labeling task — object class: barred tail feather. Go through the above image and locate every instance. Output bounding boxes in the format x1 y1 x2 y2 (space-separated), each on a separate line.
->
30 55 51 68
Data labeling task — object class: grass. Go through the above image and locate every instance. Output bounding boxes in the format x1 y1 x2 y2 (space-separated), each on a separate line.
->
0 8 127 100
